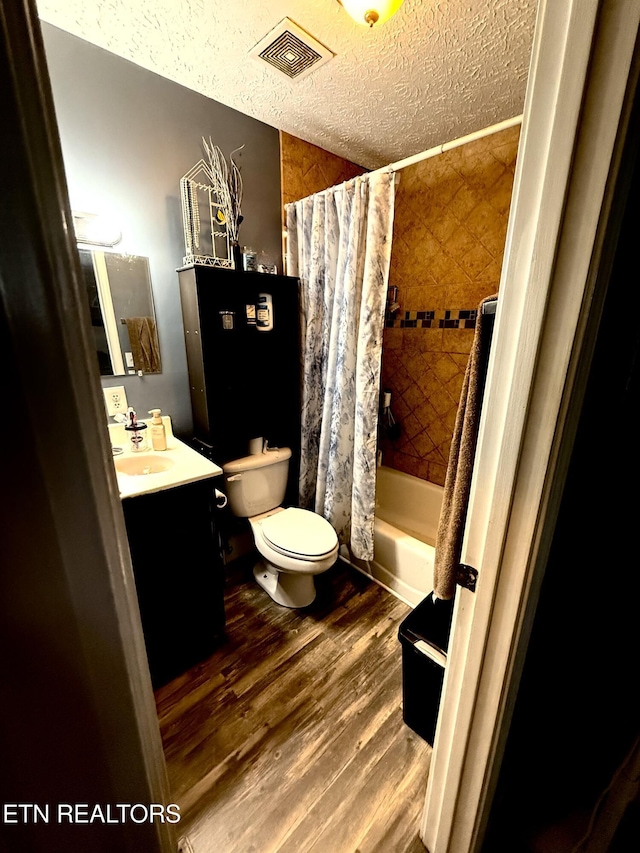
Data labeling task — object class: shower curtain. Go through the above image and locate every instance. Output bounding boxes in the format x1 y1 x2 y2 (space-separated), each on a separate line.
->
285 171 396 560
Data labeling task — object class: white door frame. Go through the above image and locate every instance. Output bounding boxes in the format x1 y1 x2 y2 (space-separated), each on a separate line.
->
420 2 640 851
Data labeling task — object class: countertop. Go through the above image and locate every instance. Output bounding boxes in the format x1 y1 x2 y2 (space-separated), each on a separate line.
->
108 417 222 499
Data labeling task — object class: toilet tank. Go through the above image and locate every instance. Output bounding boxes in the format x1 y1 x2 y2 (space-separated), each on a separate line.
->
222 447 292 517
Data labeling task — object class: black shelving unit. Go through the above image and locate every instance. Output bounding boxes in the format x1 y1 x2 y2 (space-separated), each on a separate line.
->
178 263 301 504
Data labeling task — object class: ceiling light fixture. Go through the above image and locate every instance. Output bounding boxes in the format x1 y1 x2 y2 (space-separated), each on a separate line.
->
338 0 404 28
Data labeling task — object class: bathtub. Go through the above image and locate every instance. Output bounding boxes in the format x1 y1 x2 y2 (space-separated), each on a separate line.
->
342 465 444 607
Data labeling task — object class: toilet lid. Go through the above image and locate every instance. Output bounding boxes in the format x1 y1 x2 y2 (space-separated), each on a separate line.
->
261 508 338 559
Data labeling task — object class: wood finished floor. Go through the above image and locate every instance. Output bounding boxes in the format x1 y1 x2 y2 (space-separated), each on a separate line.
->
155 558 431 853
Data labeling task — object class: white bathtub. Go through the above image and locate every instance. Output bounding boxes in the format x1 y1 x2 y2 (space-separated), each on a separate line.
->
343 465 444 607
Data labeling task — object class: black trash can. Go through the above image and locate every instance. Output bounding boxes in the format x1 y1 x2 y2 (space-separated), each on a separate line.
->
398 592 455 745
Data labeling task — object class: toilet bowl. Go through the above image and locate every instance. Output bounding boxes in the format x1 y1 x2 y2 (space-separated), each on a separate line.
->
222 447 338 608
249 507 339 607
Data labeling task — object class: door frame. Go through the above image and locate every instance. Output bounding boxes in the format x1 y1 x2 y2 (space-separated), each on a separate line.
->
421 2 640 851
0 2 174 850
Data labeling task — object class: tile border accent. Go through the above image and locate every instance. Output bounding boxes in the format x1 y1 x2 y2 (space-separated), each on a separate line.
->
385 308 478 329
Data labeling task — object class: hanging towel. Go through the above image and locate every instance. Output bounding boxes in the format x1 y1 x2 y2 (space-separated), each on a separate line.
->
124 316 161 374
433 294 497 600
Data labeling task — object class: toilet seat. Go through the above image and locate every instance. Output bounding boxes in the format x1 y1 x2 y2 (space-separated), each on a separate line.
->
260 507 338 561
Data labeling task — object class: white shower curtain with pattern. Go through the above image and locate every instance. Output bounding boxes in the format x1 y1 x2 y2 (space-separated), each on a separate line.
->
285 171 396 561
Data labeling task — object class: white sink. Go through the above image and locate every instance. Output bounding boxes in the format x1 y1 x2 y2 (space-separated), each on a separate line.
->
115 454 175 476
108 416 222 498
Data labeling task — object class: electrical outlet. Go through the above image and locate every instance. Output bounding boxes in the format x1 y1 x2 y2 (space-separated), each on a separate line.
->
103 385 128 417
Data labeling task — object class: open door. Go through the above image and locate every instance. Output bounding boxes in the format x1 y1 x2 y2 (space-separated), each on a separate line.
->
420 2 640 851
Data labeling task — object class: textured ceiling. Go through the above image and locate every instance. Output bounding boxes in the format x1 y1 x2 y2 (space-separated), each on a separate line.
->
36 0 538 169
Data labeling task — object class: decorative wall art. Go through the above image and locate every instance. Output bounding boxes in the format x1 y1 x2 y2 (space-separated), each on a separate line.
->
180 138 244 269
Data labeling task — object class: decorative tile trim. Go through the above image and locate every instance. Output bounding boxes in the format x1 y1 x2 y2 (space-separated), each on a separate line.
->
385 308 478 329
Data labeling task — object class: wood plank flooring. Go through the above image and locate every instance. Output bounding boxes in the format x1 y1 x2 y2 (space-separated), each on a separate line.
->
155 557 431 853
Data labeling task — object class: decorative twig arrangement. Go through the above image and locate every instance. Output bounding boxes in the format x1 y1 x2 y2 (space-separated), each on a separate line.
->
202 137 244 244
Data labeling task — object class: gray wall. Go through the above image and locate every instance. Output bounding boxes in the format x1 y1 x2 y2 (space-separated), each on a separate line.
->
41 22 283 437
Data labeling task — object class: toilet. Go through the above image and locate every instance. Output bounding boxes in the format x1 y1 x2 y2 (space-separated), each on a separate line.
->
222 447 339 608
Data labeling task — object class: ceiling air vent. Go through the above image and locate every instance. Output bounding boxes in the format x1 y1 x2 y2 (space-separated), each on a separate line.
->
250 18 334 81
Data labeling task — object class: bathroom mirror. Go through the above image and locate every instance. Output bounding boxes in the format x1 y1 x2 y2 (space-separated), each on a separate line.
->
78 249 162 376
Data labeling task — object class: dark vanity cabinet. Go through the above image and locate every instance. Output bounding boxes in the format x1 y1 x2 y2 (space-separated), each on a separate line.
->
121 478 225 689
178 263 301 505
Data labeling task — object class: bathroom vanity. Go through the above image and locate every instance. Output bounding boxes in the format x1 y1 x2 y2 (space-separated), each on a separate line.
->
110 419 225 688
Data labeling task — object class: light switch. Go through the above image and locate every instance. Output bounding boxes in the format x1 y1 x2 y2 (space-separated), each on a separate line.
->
103 385 128 417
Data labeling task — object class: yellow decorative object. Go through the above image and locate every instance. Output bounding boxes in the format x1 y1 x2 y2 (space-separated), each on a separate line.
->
339 0 404 27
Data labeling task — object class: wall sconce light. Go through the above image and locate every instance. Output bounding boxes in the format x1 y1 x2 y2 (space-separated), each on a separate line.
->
72 211 122 247
339 0 405 27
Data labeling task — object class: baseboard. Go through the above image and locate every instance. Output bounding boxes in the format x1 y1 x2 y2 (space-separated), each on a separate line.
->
337 554 416 608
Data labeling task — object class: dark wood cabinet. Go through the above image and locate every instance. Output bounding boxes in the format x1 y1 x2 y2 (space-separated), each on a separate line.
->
178 264 301 504
122 478 225 688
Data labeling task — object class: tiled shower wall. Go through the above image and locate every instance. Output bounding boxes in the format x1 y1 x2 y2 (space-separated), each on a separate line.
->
380 125 520 485
280 131 366 222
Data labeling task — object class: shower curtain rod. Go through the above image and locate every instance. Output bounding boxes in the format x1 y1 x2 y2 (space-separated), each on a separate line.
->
283 115 523 271
369 114 523 178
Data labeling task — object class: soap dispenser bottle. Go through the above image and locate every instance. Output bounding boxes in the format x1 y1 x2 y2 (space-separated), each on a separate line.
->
148 409 167 451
